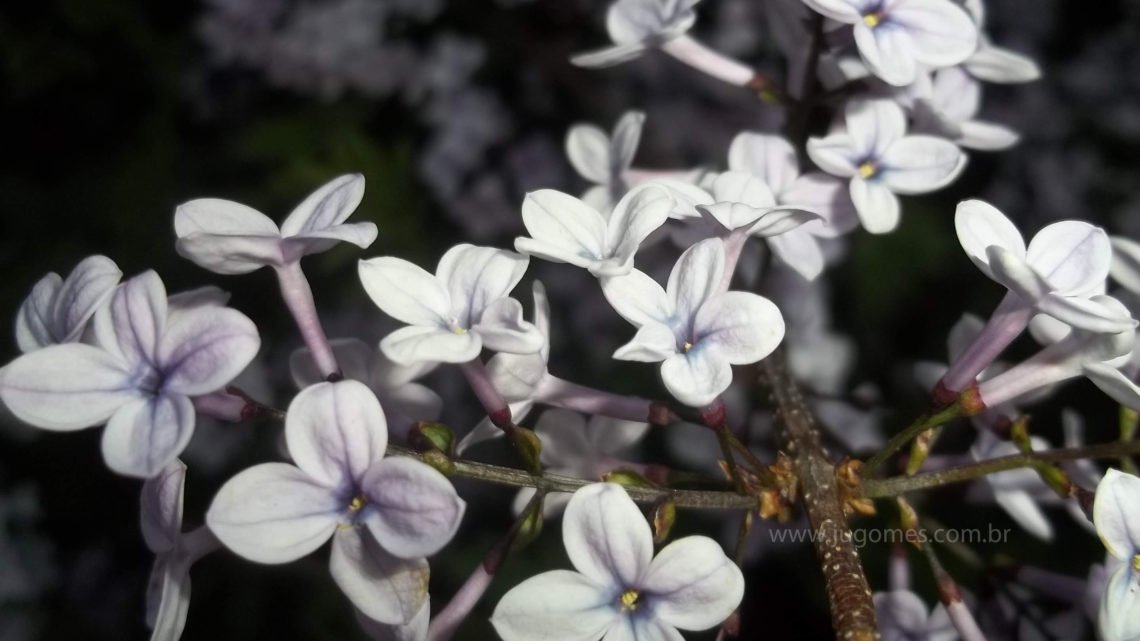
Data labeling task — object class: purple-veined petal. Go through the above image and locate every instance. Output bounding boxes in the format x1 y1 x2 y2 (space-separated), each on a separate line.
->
282 222 379 261
604 183 673 263
846 98 908 159
601 270 673 327
167 286 230 314
955 200 1027 278
102 394 196 478
567 124 612 184
329 527 430 625
988 245 1051 301
1085 363 1140 411
563 483 653 587
158 307 260 397
603 617 685 641
358 257 451 327
641 536 744 631
0 343 134 431
966 45 1041 83
727 132 799 194
96 271 168 368
570 42 650 68
175 198 280 237
279 174 366 237
436 244 529 326
518 190 607 265
807 134 860 177
360 457 466 558
473 297 544 355
693 292 785 364
50 255 122 346
491 569 618 641
667 238 725 321
880 136 966 194
141 459 186 554
206 462 343 564
780 173 859 234
290 338 374 389
488 351 548 402
380 326 481 366
1098 563 1140 641
613 323 678 362
175 233 285 274
286 380 388 490
611 111 646 175
855 23 918 87
850 177 901 234
768 230 825 280
15 272 61 352
660 349 733 407
1093 468 1140 560
147 558 192 641
889 0 978 68
1026 221 1111 297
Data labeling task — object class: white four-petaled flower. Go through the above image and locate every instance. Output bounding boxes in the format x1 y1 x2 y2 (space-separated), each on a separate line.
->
566 111 647 211
15 254 122 352
802 0 978 86
1092 469 1140 641
571 0 698 68
0 271 260 478
358 244 543 366
602 238 785 406
206 380 465 625
808 99 967 233
492 483 743 641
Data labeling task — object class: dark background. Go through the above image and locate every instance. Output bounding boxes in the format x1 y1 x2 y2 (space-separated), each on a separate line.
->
0 0 1138 639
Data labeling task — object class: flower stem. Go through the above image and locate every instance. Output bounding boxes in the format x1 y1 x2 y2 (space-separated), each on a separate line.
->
275 262 340 380
863 402 964 475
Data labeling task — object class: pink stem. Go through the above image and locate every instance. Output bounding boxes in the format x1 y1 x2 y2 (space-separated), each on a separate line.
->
460 359 512 428
938 292 1032 397
660 35 756 86
275 262 339 379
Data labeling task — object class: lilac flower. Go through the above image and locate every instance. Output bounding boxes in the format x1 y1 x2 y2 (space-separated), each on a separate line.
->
938 200 1134 399
15 255 121 352
910 67 1021 150
206 380 464 624
958 0 1042 84
492 483 743 641
1092 469 1140 641
566 111 646 210
358 244 543 365
807 99 967 233
0 271 260 478
802 0 978 86
874 590 956 641
970 431 1056 541
602 238 785 406
514 183 675 277
174 174 375 275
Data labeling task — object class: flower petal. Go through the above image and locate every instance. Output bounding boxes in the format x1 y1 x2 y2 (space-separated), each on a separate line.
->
966 45 1041 83
1111 236 1140 294
880 136 967 194
642 536 744 631
359 257 451 327
473 297 545 355
279 174 366 237
1098 564 1140 641
286 380 388 490
955 200 1027 279
15 272 61 352
329 527 430 625
102 394 196 478
855 23 917 87
534 409 593 467
847 98 908 158
587 416 650 456
601 270 673 328
147 558 192 641
563 483 653 587
50 255 123 346
807 134 860 178
661 349 732 407
206 463 342 564
567 124 613 184
570 43 649 68
768 230 825 280
290 338 374 388
603 183 673 266
355 602 429 641
603 617 685 641
957 120 1019 151
436 244 529 326
491 570 617 641
889 0 978 67
994 488 1054 541
667 238 725 321
1036 294 1137 334
95 271 168 367
158 307 261 396
1026 221 1111 297
518 190 607 266
0 344 133 431
850 177 901 234
174 198 283 274
694 292 785 364
727 132 799 194
1085 364 1140 411
380 326 482 366
1094 468 1140 560
611 111 646 175
141 460 187 554
801 0 863 23
780 173 859 234
360 457 466 558
282 222 379 260
614 323 679 362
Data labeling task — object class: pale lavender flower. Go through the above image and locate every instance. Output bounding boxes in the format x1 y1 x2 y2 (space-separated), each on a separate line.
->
566 111 646 211
492 483 743 641
15 255 121 352
910 67 1021 151
358 244 543 366
807 98 967 233
874 590 956 641
0 271 260 478
1092 469 1140 641
206 380 464 624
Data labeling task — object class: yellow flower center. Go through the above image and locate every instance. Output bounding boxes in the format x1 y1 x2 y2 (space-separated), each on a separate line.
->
1133 553 1140 572
620 589 641 611
863 13 881 28
451 326 468 335
858 162 877 179
349 495 366 512
682 341 694 353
